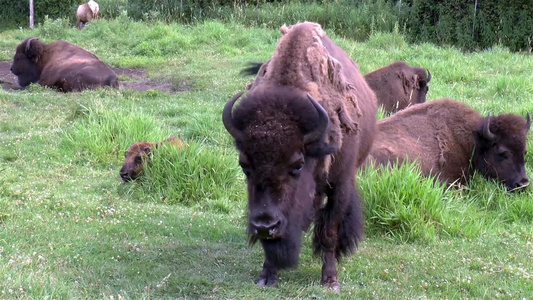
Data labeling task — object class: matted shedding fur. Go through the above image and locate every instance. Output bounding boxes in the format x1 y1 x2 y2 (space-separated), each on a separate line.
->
248 22 366 175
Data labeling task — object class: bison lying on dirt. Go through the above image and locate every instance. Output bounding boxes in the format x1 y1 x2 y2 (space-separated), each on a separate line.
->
364 61 431 114
223 22 377 290
119 138 183 184
76 0 99 29
365 98 530 191
10 37 119 92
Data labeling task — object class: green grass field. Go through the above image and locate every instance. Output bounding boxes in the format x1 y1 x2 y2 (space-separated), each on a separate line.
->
1 18 533 299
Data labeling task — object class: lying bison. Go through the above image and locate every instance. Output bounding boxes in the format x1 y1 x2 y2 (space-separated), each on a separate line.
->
365 98 530 191
10 37 118 92
242 60 431 114
364 61 431 114
223 22 377 290
76 0 99 29
119 137 183 184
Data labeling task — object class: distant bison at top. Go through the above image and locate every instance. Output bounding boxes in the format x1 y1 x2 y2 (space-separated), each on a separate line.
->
77 0 99 29
364 61 431 114
10 37 118 92
364 98 530 191
223 22 376 290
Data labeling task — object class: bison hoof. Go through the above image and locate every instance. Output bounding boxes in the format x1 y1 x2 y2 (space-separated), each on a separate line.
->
257 271 279 287
322 278 341 292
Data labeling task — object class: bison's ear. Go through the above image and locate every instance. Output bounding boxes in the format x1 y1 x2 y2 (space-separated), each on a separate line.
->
140 145 153 155
25 38 44 62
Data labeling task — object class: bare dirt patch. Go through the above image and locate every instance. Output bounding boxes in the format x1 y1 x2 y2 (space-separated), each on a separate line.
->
0 61 189 93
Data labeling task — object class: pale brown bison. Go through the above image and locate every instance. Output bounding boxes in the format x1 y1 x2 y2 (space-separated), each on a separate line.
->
10 37 118 92
365 98 530 191
223 22 377 290
119 138 183 184
364 61 431 114
76 1 98 29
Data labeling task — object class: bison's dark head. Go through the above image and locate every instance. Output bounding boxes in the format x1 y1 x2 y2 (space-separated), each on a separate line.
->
223 88 336 267
11 38 44 88
473 112 531 191
119 142 154 184
411 68 431 105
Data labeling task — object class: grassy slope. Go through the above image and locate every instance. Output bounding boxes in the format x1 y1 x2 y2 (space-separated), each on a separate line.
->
0 18 532 299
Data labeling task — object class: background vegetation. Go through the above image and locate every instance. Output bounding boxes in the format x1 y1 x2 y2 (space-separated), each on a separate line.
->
0 16 532 298
1 0 531 52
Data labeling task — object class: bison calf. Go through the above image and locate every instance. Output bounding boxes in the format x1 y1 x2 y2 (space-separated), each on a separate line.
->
365 98 530 191
10 37 118 92
119 138 183 184
364 61 431 114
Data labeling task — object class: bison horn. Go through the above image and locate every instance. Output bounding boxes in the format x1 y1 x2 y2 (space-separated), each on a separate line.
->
426 69 432 83
222 91 245 141
303 93 329 144
482 113 495 141
25 38 36 53
526 112 531 132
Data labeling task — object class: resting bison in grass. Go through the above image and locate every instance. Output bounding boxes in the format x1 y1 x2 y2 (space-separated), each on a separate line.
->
119 138 183 184
76 0 99 29
242 60 431 115
10 37 119 92
223 22 377 290
365 98 530 191
364 61 431 114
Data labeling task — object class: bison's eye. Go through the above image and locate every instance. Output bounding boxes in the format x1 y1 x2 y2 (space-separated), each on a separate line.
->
497 151 509 161
135 157 143 163
289 159 304 177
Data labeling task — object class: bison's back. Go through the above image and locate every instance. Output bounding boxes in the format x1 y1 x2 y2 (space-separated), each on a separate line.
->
40 41 118 91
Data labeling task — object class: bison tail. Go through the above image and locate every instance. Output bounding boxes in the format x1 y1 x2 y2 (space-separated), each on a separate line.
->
240 62 263 76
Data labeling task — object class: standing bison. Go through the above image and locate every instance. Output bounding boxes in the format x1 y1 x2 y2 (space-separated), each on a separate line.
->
10 37 118 92
76 0 99 29
222 22 377 290
365 98 530 191
364 61 431 114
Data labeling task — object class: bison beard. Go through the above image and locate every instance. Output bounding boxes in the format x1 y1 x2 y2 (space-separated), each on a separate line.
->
223 22 376 291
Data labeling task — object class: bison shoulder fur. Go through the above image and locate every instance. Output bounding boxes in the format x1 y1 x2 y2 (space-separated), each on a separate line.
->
10 37 119 92
364 98 530 191
223 22 377 290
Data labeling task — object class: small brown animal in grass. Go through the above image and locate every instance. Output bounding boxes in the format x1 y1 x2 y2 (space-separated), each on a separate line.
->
364 61 431 114
364 98 530 191
119 138 183 184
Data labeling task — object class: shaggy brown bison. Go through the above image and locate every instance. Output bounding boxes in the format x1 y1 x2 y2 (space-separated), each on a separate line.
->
223 22 377 290
76 0 99 29
365 98 530 191
119 137 183 184
10 37 119 92
364 61 431 114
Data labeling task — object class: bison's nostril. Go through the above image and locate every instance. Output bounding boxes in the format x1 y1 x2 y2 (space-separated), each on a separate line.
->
251 219 281 238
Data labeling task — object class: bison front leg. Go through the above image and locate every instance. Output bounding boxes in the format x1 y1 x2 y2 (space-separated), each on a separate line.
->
257 260 279 287
257 231 303 287
313 182 364 291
